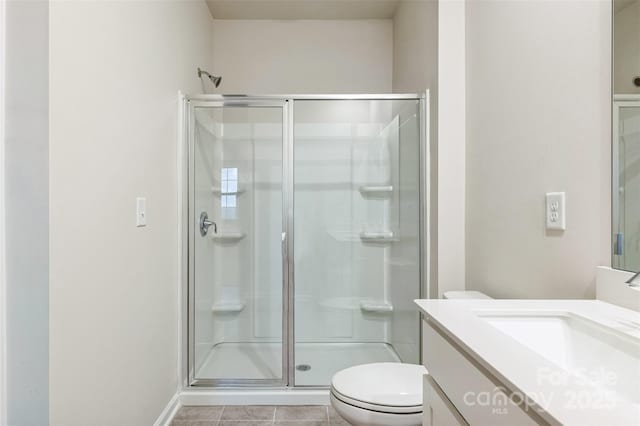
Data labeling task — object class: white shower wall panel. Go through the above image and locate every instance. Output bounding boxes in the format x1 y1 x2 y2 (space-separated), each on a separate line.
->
294 105 398 343
252 125 284 339
212 117 282 342
214 125 255 343
295 135 356 340
211 121 253 344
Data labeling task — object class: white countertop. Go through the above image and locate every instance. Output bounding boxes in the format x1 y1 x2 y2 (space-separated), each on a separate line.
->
415 299 640 426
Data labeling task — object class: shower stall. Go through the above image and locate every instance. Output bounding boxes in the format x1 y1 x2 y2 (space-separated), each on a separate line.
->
182 94 427 389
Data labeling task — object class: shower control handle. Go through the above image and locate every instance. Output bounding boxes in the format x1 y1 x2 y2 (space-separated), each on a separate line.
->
199 211 217 236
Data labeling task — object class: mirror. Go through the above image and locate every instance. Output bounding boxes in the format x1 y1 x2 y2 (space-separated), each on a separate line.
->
613 0 640 272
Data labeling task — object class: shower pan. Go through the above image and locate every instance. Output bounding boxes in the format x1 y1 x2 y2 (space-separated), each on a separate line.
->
182 94 428 390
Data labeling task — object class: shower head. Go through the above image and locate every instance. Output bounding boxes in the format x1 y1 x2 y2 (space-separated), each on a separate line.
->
197 67 222 88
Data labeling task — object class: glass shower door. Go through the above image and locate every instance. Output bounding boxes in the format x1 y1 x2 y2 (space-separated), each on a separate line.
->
189 101 286 385
292 99 422 386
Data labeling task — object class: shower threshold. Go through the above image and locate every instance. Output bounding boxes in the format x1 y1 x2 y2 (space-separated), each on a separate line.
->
196 341 401 386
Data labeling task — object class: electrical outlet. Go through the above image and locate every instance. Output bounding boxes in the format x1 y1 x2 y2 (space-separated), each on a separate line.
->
546 192 565 231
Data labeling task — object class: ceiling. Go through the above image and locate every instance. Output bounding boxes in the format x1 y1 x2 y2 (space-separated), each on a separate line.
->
205 0 401 20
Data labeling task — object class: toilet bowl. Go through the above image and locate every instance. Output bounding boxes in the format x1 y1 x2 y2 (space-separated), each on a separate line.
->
330 363 427 426
330 291 492 425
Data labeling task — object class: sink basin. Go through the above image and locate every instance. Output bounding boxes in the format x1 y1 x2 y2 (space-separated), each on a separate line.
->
477 311 640 404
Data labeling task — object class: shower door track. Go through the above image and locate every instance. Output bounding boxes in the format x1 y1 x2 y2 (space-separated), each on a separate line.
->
181 93 429 390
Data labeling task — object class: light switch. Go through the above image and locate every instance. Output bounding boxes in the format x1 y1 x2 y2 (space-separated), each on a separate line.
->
546 192 565 230
136 197 146 227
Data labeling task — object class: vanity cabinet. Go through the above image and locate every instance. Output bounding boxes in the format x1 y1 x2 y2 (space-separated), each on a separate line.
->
422 319 546 426
423 373 467 426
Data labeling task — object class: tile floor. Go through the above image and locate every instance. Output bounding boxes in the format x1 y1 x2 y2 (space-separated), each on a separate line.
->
171 405 350 426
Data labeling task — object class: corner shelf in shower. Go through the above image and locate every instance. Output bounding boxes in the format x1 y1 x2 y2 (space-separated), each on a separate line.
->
359 185 393 199
211 186 246 196
211 301 246 314
359 231 394 243
327 230 396 243
360 300 394 314
210 232 246 242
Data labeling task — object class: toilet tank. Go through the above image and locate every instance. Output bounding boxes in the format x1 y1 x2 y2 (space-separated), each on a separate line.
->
443 291 492 300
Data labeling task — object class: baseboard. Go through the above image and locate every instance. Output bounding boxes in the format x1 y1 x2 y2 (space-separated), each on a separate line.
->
180 389 330 406
157 388 329 419
154 391 182 426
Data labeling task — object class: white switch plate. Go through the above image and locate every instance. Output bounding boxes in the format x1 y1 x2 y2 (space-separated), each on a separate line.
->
546 192 565 230
136 197 146 227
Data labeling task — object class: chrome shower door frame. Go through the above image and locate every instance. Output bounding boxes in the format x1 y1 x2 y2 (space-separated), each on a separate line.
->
612 95 640 271
185 97 290 388
182 93 428 389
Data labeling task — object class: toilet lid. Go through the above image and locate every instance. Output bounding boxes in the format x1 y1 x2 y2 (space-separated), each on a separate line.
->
331 363 427 408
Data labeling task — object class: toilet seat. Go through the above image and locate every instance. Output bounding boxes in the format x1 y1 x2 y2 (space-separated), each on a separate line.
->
331 362 427 414
331 362 427 408
331 386 422 414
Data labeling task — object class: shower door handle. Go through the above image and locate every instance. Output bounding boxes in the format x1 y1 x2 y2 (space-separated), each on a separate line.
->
281 232 287 257
281 232 288 273
199 211 217 236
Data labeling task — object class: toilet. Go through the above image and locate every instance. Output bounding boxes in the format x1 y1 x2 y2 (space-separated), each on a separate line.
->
330 291 491 426
330 362 426 426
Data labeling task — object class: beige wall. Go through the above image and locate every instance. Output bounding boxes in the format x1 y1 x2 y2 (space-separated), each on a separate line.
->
211 19 393 93
437 0 466 297
465 0 611 299
392 1 438 94
49 1 213 424
5 1 49 423
392 0 440 296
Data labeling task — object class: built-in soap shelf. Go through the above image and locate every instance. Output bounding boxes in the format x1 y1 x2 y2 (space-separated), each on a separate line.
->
360 300 393 314
359 185 393 198
327 230 395 244
211 186 246 196
211 301 246 314
210 232 246 242
360 231 394 243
